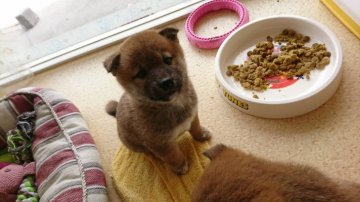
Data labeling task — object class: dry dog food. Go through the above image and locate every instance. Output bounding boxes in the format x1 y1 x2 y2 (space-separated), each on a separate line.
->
226 29 331 91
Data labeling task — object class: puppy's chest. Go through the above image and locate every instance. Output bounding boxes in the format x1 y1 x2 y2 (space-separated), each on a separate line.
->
171 106 197 136
145 102 197 136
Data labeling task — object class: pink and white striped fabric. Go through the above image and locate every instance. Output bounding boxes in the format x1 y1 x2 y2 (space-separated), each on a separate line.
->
0 87 108 202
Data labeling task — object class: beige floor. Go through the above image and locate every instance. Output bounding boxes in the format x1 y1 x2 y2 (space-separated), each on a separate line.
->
2 0 360 201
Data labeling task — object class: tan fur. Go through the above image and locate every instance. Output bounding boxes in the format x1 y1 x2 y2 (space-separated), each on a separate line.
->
192 144 360 202
103 28 211 174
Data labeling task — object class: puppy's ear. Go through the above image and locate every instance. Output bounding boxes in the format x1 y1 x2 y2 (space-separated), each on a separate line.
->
103 53 121 76
203 144 227 160
159 27 179 41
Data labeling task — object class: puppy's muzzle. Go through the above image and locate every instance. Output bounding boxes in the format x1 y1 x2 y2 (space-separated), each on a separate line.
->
154 75 182 100
146 67 182 101
158 77 175 92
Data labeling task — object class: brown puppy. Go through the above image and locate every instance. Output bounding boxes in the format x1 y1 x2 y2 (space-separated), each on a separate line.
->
192 144 360 202
103 28 210 174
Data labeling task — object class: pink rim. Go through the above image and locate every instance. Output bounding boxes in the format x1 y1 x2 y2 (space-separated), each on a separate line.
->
185 0 249 49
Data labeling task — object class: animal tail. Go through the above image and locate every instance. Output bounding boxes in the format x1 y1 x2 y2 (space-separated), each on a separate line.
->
105 100 118 117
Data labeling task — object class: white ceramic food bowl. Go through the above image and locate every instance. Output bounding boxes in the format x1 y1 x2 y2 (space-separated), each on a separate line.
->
215 16 342 118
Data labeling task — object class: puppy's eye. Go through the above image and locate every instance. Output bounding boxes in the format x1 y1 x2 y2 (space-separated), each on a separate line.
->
135 69 147 79
163 56 173 65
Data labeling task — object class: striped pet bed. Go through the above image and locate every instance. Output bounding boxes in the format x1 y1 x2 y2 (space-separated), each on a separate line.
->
0 88 108 202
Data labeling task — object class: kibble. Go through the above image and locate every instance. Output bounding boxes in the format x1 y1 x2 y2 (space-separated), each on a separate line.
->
226 29 331 91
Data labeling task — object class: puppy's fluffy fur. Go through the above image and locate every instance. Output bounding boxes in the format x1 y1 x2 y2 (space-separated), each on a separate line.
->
104 28 210 174
192 144 360 202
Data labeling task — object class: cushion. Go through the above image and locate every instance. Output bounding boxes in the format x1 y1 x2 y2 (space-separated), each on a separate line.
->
0 87 108 202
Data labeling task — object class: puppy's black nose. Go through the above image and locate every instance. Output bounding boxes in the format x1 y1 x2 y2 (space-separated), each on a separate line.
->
158 77 175 91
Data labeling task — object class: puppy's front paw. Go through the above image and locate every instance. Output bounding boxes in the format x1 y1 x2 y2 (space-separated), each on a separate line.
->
172 160 189 175
193 127 212 142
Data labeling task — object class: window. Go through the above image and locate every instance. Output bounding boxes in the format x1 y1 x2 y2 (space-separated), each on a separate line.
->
0 0 205 87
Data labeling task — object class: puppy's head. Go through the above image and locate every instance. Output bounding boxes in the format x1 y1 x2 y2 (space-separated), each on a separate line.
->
104 27 186 102
203 144 227 160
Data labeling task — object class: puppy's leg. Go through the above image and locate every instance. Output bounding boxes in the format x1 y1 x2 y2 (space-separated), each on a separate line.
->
146 142 188 175
190 114 211 142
